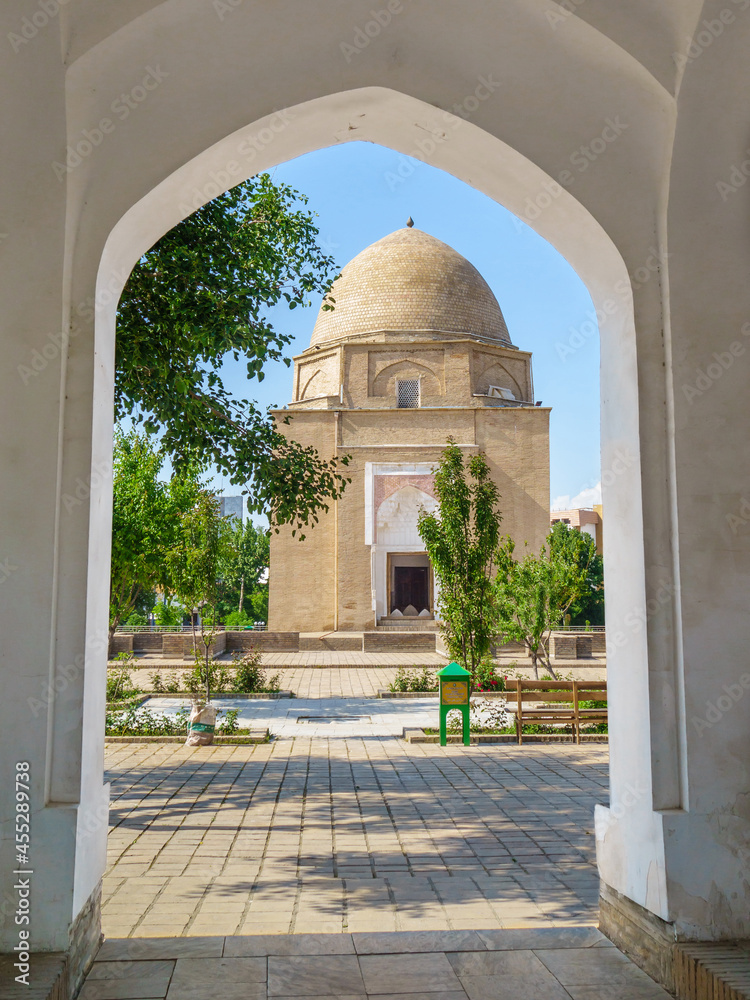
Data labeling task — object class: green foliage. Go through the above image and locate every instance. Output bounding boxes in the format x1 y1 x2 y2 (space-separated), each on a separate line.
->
224 610 254 629
106 668 141 703
229 650 280 693
418 441 502 679
548 521 604 626
166 491 231 702
249 583 269 624
110 429 204 635
152 599 185 630
473 658 505 693
149 671 165 693
495 528 595 679
115 173 350 532
217 519 270 618
123 611 148 627
388 667 439 693
183 659 231 697
106 706 190 736
217 709 240 735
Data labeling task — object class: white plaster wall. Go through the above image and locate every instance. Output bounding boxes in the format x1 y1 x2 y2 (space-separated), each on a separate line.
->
377 486 436 547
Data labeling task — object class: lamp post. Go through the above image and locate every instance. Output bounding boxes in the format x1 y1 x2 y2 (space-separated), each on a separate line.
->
438 661 471 746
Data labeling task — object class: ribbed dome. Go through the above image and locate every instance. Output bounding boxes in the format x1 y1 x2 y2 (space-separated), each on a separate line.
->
310 227 512 347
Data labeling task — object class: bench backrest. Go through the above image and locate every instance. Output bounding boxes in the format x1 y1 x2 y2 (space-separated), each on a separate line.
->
504 679 607 708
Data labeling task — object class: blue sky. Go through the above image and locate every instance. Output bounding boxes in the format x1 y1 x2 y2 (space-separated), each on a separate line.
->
212 141 602 511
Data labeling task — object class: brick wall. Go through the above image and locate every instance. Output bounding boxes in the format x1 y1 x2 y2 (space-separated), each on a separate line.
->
363 631 436 651
226 631 299 652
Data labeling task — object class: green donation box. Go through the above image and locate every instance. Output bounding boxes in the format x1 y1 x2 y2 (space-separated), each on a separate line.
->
438 661 471 746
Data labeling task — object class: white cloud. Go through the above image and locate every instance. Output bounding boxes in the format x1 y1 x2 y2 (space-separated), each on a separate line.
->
551 482 601 512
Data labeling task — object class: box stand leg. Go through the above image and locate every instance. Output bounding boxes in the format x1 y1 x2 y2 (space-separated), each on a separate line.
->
440 705 471 746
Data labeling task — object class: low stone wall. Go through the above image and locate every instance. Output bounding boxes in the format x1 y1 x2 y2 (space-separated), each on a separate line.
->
226 631 299 652
133 632 163 652
363 632 436 651
299 635 362 651
551 634 595 659
110 633 133 656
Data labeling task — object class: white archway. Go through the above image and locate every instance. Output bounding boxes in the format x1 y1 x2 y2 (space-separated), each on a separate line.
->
93 87 653 932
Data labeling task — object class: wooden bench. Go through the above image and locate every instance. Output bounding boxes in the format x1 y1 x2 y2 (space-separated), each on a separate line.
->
505 679 607 743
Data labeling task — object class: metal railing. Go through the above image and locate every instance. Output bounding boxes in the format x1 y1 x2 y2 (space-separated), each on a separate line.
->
115 623 268 632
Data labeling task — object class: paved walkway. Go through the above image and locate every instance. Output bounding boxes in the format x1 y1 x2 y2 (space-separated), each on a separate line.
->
130 667 409 698
141 696 441 737
102 740 607 938
81 927 672 999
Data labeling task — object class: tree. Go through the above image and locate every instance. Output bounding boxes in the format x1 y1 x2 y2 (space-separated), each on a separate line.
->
216 518 270 619
165 491 230 704
115 173 350 533
548 521 604 625
417 441 502 679
109 429 203 640
494 529 595 679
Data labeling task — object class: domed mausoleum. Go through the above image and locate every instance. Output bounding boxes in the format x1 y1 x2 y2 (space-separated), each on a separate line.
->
268 224 550 632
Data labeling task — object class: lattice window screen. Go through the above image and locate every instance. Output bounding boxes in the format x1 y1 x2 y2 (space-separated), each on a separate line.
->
397 379 420 408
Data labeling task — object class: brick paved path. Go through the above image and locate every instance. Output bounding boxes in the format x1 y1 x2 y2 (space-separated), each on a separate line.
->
103 740 607 938
130 666 408 697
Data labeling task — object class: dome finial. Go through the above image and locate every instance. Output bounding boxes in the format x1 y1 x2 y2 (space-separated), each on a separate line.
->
406 216 414 228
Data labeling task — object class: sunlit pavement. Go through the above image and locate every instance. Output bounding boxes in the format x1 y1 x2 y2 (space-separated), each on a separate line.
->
141 695 441 737
102 738 607 938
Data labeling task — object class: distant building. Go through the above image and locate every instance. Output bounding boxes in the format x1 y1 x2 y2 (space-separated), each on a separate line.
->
550 506 602 554
219 495 244 522
268 224 550 632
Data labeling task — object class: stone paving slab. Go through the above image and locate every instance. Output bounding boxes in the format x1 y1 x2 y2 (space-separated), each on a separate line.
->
80 929 673 999
138 696 441 737
102 740 607 938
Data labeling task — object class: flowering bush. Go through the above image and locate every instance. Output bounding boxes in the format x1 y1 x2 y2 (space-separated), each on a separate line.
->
446 697 511 733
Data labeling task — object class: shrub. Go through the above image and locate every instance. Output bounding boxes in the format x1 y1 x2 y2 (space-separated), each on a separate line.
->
217 709 240 734
150 671 165 693
105 706 190 736
164 671 182 693
446 698 511 734
183 659 231 697
389 667 439 693
106 667 140 702
473 657 504 692
230 650 263 692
